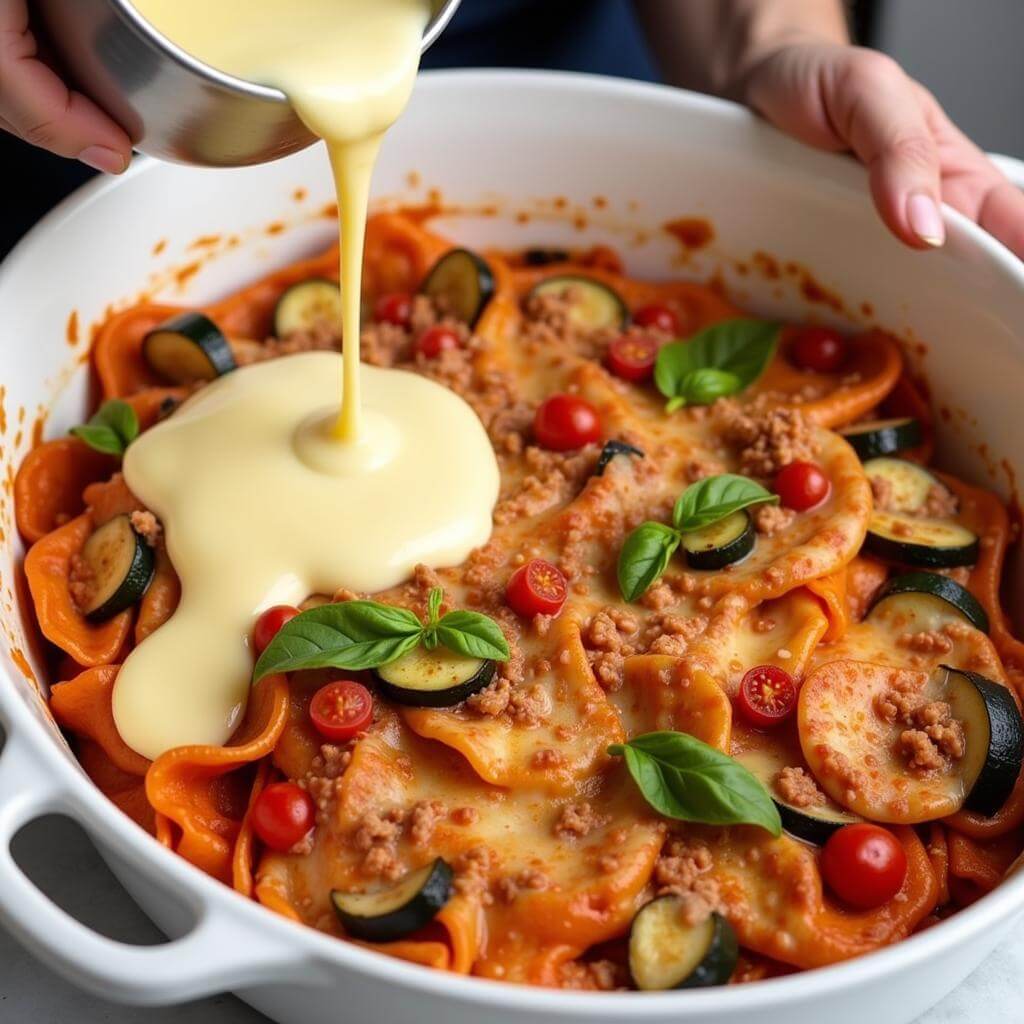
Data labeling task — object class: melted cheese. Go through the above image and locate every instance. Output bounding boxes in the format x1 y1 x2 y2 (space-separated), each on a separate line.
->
116 354 498 758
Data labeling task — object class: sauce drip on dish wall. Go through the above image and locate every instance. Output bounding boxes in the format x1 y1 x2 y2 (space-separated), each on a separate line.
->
118 0 500 758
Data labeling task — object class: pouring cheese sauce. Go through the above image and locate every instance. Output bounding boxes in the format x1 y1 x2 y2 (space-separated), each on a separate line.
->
118 0 499 759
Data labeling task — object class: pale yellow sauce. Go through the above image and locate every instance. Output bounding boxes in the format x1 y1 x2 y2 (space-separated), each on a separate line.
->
116 1 500 759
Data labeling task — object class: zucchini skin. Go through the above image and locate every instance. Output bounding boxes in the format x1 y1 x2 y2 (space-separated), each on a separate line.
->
331 858 453 942
143 312 236 383
82 516 156 622
374 657 495 708
864 525 979 569
683 512 754 571
870 571 989 633
842 418 922 460
775 802 855 846
421 248 495 327
946 667 1024 816
594 439 644 477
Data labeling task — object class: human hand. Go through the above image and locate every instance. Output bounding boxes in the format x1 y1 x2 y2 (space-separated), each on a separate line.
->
1 0 131 172
742 42 1024 259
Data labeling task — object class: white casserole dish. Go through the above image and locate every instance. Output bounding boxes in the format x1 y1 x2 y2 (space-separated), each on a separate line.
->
1 70 1024 1024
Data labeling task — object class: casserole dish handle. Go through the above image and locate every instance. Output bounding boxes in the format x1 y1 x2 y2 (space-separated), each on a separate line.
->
0 728 316 1006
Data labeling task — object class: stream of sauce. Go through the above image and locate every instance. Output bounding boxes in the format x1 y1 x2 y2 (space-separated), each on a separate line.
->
117 0 499 759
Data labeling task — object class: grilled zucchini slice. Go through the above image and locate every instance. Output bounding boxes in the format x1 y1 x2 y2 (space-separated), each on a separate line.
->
529 275 628 332
682 510 754 571
864 457 941 514
375 646 495 707
420 248 495 326
629 901 738 991
76 514 155 621
273 278 342 337
735 748 860 845
142 312 236 384
869 571 989 633
331 858 453 942
865 512 979 568
841 418 922 460
594 439 644 477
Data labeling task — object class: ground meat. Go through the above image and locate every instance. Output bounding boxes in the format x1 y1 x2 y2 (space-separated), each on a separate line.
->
897 629 954 654
408 800 447 847
557 959 624 991
466 677 550 727
496 868 550 903
531 748 567 770
301 743 352 825
877 682 966 771
653 838 722 925
554 801 609 838
922 483 958 518
452 845 496 904
129 509 161 545
353 807 405 881
751 503 796 537
234 321 341 366
775 766 824 808
871 474 895 511
640 611 708 657
494 444 597 525
684 456 725 483
67 553 96 612
714 401 818 479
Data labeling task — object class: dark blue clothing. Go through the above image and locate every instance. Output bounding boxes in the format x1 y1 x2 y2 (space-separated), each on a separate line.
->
0 0 657 256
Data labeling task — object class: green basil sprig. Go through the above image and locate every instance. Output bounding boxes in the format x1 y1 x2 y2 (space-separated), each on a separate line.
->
655 319 779 412
70 399 139 457
617 474 776 601
253 587 509 682
609 731 781 835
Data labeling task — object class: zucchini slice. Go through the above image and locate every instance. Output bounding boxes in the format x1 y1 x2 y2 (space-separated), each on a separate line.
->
799 659 1021 823
273 278 342 337
869 571 989 633
841 418 922 460
865 511 979 568
594 439 644 477
735 748 860 845
942 666 1024 816
629 901 737 991
76 514 156 621
143 312 236 384
420 248 495 327
529 275 628 332
374 645 495 707
863 457 939 514
331 858 453 942
523 247 570 266
682 511 754 571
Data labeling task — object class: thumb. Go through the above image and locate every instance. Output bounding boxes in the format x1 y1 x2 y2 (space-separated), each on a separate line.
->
829 51 945 249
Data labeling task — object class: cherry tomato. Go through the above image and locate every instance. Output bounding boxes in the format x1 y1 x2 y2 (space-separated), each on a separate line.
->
736 665 797 728
506 558 568 618
310 680 374 742
633 303 680 335
774 460 831 511
251 782 315 852
790 326 847 373
253 605 300 655
416 325 461 358
821 824 908 909
606 334 658 382
374 292 413 328
533 394 602 451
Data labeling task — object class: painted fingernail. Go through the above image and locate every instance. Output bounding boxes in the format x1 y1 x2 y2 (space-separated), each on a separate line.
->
78 146 127 174
907 192 945 247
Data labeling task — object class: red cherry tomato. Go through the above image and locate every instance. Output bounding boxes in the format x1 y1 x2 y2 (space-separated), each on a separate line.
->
633 303 680 335
606 334 658 382
374 292 413 328
821 824 908 909
774 461 831 511
790 326 847 373
251 782 315 852
736 665 797 728
416 325 461 358
533 394 602 451
309 680 374 742
506 558 568 618
253 605 300 655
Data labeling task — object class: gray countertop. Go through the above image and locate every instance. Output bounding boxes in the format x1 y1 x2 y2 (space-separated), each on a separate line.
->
1 816 1019 1023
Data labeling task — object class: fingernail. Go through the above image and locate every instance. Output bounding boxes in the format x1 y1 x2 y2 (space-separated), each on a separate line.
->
78 146 127 174
907 192 945 247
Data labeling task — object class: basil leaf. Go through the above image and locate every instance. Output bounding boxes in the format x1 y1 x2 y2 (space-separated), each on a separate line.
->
673 474 778 532
435 610 510 661
70 398 140 457
609 731 781 835
253 601 423 680
655 319 779 410
617 521 681 602
664 368 741 412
